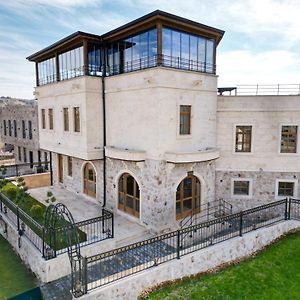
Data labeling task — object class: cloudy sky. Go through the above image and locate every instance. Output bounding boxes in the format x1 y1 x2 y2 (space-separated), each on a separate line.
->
1 0 300 99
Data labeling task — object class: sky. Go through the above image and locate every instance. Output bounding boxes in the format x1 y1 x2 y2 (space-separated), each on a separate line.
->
1 0 300 99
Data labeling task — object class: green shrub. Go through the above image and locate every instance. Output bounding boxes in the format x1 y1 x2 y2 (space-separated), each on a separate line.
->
30 204 43 220
4 186 17 200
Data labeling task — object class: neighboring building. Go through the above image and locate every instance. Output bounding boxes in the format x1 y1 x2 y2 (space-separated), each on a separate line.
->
26 10 300 233
216 93 300 210
0 97 49 166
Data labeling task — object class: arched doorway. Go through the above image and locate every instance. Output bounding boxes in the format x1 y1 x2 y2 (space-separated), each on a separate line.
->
176 175 201 220
118 173 140 218
83 163 96 197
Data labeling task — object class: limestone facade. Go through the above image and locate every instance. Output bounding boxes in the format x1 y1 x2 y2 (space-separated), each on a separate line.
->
216 95 300 210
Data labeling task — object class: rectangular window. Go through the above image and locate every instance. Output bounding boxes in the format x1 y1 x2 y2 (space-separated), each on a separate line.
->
3 120 6 136
74 107 80 133
233 180 250 196
281 126 297 153
14 120 17 137
18 146 22 162
41 109 46 129
179 105 191 135
28 120 32 140
48 108 54 130
67 156 73 177
63 108 69 131
38 150 41 162
22 120 26 139
235 126 252 152
8 120 12 136
278 181 295 197
23 147 27 163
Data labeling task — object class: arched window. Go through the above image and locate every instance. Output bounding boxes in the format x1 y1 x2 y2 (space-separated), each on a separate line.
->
118 173 140 218
83 163 96 197
176 175 201 220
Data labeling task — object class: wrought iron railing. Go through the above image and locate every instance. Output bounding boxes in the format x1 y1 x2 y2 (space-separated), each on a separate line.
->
77 198 299 295
180 199 233 229
218 84 300 96
0 192 114 260
0 161 50 178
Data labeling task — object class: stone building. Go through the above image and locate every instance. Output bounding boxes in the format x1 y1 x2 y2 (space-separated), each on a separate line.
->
0 97 49 165
216 93 300 211
26 10 300 233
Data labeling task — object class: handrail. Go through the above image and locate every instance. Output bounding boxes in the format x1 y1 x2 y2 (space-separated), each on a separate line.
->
218 84 300 96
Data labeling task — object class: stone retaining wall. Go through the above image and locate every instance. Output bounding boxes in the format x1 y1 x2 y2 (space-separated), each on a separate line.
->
78 220 300 300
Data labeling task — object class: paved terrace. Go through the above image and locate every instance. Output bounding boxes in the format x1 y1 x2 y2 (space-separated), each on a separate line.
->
28 185 153 246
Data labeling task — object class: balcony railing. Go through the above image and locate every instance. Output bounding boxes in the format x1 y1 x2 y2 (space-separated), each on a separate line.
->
37 55 216 86
218 84 300 96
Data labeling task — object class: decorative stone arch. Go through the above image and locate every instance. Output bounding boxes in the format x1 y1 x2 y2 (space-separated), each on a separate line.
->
174 172 205 220
116 170 141 218
82 162 97 198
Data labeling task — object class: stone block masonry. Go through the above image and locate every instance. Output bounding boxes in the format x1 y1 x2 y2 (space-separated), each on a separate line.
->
77 220 300 300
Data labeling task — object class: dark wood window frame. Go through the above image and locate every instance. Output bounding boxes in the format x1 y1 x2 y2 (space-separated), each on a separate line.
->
83 163 96 197
74 107 80 133
41 109 46 129
280 125 297 153
67 156 73 177
235 125 252 152
48 108 54 130
179 105 191 135
176 175 201 220
118 173 140 218
233 180 250 196
63 107 69 132
278 181 295 197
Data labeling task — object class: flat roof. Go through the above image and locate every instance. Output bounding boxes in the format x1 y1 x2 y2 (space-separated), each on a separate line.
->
27 10 225 62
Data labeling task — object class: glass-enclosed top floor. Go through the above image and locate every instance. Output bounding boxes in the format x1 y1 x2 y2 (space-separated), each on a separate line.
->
31 11 223 86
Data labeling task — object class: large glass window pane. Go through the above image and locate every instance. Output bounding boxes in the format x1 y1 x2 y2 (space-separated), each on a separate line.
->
190 35 198 71
124 37 132 72
206 39 214 73
37 57 56 85
181 32 190 69
59 46 83 81
149 28 157 66
162 28 171 66
126 175 134 196
88 43 101 76
132 35 140 70
172 30 181 68
140 31 148 67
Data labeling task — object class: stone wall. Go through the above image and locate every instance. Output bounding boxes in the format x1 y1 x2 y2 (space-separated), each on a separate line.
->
23 173 51 189
106 157 216 233
216 170 300 211
77 220 300 300
52 153 103 204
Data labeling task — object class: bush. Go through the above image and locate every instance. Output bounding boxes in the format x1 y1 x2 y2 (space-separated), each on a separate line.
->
4 186 17 200
30 204 43 220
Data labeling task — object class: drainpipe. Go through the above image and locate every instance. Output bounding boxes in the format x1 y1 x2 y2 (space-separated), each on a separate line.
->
101 48 107 207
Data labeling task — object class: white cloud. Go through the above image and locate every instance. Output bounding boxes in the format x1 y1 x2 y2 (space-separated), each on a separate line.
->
218 50 300 86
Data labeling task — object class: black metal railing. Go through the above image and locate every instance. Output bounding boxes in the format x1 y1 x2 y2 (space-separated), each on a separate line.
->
0 161 50 178
218 84 300 96
0 192 114 260
79 198 298 295
180 199 233 229
38 54 216 86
